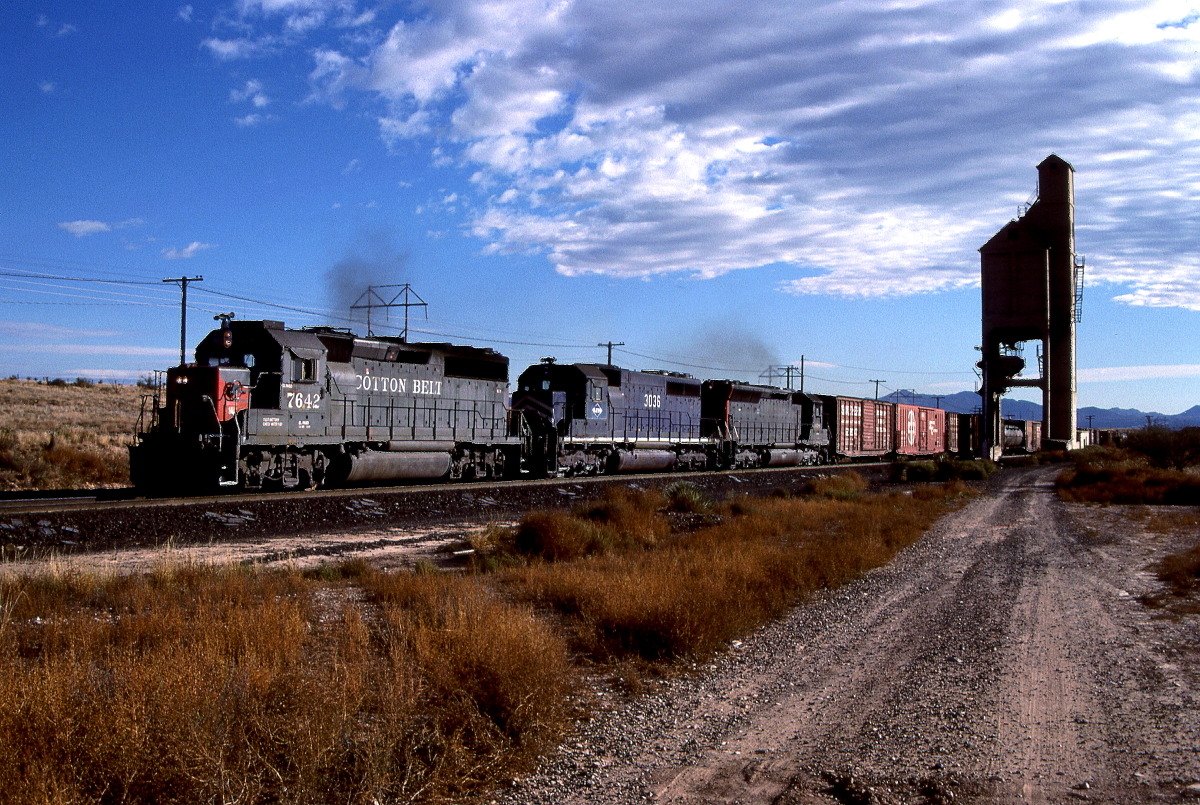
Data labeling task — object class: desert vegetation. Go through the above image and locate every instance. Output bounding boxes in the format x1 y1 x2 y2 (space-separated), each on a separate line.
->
0 378 145 489
474 473 971 664
0 561 572 805
1056 427 1200 504
891 458 997 483
0 476 973 803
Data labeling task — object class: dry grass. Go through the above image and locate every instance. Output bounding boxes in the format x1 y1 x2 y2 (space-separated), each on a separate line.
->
1056 448 1200 505
0 428 130 490
892 459 998 482
0 560 573 805
493 482 971 661
0 477 972 802
0 379 145 489
0 379 144 433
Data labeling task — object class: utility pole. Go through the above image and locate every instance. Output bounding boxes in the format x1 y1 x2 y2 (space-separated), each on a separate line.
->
870 379 886 401
933 395 944 409
163 276 203 366
598 341 624 365
1087 414 1095 428
799 355 804 393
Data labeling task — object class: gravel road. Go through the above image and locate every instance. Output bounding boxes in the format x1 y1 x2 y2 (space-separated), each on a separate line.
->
496 466 1200 805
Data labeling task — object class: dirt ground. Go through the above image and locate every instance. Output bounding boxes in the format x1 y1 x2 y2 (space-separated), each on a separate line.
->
492 466 1200 805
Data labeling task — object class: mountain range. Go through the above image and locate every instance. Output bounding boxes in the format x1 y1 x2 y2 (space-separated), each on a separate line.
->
880 390 1200 429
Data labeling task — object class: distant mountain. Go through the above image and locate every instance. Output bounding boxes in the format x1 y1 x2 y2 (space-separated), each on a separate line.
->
882 390 1200 429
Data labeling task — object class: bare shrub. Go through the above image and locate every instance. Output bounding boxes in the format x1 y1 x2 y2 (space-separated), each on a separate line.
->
1157 543 1200 596
664 481 711 512
1056 449 1200 505
1125 426 1200 470
510 488 670 561
892 460 995 483
806 470 868 500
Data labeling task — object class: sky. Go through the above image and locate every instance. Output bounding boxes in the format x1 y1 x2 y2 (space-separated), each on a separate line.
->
2 0 1200 414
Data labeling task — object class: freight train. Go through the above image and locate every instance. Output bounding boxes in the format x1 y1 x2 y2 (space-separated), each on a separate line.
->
129 319 1017 492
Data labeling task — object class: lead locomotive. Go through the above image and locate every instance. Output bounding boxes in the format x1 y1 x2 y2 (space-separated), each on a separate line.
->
130 319 522 491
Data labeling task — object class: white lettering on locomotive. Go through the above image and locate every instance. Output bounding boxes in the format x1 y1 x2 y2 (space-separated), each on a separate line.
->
643 393 662 409
354 374 411 393
286 390 323 410
413 379 442 396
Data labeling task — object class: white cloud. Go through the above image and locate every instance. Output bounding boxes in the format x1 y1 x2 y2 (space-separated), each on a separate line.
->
223 0 1200 302
57 218 144 237
38 81 56 94
1079 364 1200 382
230 78 270 107
234 112 276 126
161 241 215 259
203 37 269 60
342 158 361 174
58 220 110 236
0 321 123 340
178 5 194 22
2 344 179 358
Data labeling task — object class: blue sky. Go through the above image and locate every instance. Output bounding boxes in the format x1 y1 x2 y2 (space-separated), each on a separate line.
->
2 0 1199 414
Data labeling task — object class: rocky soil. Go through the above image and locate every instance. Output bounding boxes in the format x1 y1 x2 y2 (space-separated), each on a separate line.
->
492 467 1200 805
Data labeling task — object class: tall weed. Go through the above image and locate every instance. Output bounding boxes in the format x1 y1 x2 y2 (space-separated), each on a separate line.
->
0 561 573 804
1056 449 1200 504
502 485 967 661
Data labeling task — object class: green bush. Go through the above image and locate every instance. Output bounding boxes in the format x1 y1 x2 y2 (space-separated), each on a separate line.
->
893 459 997 483
664 481 711 512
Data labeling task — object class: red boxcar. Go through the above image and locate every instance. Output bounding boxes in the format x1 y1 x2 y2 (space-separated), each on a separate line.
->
828 397 895 458
895 404 946 456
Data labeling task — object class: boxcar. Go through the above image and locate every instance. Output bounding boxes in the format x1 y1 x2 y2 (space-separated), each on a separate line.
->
821 396 896 459
895 404 946 456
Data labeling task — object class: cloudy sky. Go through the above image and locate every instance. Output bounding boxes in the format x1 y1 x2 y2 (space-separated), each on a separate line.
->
3 0 1199 413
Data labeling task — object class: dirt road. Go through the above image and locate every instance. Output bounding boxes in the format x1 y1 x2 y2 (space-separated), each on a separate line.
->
499 467 1200 804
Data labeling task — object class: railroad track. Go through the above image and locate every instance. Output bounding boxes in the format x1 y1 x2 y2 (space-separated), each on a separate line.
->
0 463 889 516
0 464 890 555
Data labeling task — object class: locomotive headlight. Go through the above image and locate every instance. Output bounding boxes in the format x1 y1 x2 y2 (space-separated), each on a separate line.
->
176 376 188 385
221 329 233 349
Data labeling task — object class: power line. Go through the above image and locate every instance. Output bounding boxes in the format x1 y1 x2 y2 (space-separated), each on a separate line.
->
0 265 979 384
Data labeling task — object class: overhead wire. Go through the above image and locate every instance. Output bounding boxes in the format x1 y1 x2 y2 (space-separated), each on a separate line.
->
0 264 974 391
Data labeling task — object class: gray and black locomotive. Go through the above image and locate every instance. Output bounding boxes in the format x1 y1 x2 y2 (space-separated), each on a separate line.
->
510 360 830 477
130 318 976 492
130 319 521 491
